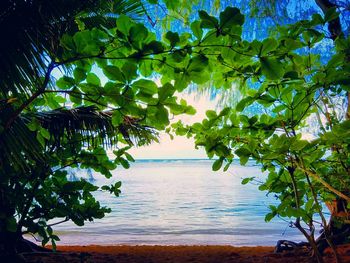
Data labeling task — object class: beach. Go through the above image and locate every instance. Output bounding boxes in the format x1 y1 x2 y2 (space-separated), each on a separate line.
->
22 244 350 262
21 160 342 262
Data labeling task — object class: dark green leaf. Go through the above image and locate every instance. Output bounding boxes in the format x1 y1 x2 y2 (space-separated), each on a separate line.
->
73 68 87 83
103 66 125 82
132 79 158 95
242 177 255 185
260 57 284 80
190 21 203 40
212 158 223 171
166 31 180 47
116 15 133 36
86 73 101 86
112 111 123 126
261 38 278 55
56 76 75 90
122 62 137 82
70 86 82 104
324 7 339 22
219 7 244 29
199 10 219 29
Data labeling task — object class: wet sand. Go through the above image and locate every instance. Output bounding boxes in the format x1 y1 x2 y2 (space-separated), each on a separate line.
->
22 244 350 262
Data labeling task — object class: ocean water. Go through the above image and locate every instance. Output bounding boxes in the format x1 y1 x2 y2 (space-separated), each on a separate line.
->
52 159 304 246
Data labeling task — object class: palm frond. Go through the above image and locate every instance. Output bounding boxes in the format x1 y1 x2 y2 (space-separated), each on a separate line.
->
24 106 159 148
0 115 46 175
1 105 158 174
0 0 144 99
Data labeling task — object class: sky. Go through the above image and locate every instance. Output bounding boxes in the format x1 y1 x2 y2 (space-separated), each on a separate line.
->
128 92 219 159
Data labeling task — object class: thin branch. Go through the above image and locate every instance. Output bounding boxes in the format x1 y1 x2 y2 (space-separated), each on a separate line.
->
47 217 69 227
297 161 350 203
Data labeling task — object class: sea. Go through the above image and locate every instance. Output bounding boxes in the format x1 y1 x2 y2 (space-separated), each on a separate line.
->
50 159 305 246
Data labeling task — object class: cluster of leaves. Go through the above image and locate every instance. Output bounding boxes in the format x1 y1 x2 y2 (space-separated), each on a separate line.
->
171 6 350 255
0 1 254 250
1 4 248 248
1 2 349 258
0 0 196 249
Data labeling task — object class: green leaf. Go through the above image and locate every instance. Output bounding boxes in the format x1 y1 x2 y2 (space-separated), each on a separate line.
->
260 57 284 80
70 86 82 104
290 140 308 151
139 60 153 77
156 106 169 126
101 185 110 191
212 158 223 171
265 212 275 222
122 62 137 82
129 24 148 49
241 177 255 185
143 41 164 54
250 40 262 55
190 21 203 40
73 68 87 83
311 13 324 25
60 34 75 50
219 7 244 29
205 110 217 119
218 107 230 117
235 147 250 157
165 31 180 47
223 161 231 172
199 10 219 29
283 71 299 79
124 152 135 162
258 94 275 106
236 97 253 112
119 158 130 169
185 106 196 115
103 66 125 82
261 38 278 55
40 128 50 140
114 181 122 189
86 73 101 86
132 79 158 95
112 181 122 196
27 118 40 131
56 76 75 90
174 73 190 91
116 15 133 36
158 83 175 102
112 111 123 126
187 55 208 72
324 7 339 22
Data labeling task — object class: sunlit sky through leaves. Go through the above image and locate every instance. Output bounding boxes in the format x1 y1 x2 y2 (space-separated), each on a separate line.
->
129 92 219 159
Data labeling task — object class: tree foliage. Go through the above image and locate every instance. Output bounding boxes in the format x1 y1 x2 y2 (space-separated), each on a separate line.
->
170 4 350 261
1 1 350 262
0 0 193 253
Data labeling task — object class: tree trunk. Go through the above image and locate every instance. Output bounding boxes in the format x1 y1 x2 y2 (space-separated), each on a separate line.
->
317 199 350 254
0 230 25 263
0 229 52 263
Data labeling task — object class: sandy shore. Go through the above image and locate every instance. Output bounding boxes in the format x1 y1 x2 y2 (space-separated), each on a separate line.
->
21 244 350 263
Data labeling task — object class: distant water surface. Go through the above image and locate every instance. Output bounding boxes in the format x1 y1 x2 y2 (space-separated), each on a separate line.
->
52 159 304 246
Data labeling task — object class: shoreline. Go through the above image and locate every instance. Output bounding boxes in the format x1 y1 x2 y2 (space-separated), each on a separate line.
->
22 244 350 262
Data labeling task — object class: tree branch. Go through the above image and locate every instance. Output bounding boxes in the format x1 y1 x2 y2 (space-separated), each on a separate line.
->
297 161 350 203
